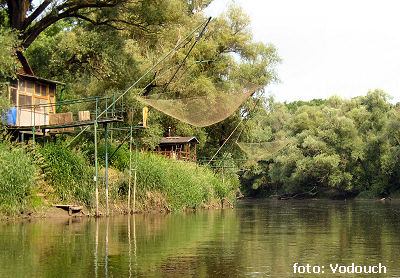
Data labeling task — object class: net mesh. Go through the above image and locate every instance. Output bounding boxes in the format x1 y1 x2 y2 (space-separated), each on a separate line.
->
236 139 290 162
135 85 259 127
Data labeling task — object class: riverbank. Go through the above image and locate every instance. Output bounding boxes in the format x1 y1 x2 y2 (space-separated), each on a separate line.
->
0 140 239 217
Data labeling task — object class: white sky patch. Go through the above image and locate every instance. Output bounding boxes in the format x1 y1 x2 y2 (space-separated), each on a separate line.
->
205 0 400 103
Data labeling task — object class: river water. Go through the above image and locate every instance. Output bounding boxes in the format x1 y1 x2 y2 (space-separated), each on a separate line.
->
1 200 400 277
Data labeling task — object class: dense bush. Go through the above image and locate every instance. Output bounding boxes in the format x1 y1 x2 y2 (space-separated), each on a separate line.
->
134 152 237 210
0 142 37 214
37 140 237 211
39 142 94 205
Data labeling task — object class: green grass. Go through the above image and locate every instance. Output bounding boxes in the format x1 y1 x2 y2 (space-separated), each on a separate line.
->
0 138 238 215
84 142 239 210
38 142 94 206
0 141 37 214
131 152 237 210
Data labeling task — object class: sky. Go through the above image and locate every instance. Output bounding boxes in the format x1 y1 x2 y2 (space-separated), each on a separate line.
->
205 0 400 103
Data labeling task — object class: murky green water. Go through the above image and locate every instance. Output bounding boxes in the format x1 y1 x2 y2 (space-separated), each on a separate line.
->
1 200 400 277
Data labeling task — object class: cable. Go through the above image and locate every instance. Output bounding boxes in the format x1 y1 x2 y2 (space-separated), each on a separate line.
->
160 17 212 95
67 17 212 146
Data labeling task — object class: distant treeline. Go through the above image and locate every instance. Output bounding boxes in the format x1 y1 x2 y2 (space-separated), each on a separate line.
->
240 91 400 199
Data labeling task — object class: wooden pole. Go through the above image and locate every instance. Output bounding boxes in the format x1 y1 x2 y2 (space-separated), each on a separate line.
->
128 215 132 278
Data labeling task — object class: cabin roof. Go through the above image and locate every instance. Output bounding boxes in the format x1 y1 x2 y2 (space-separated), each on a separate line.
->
17 73 65 86
159 136 199 144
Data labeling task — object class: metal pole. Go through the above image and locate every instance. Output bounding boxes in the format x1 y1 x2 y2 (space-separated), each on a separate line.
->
128 124 133 214
111 93 115 142
32 105 36 144
105 122 109 216
94 98 99 216
133 142 137 213
105 97 108 118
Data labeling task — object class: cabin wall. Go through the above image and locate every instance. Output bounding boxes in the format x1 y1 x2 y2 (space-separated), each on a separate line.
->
8 77 56 126
156 142 197 161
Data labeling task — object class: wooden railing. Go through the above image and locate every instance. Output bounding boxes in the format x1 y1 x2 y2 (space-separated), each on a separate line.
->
154 150 196 161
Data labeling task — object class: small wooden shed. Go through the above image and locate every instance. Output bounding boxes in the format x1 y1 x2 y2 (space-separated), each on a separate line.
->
155 136 199 161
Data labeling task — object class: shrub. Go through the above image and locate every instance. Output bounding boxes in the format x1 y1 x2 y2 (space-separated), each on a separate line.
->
132 152 238 211
39 142 94 205
0 142 37 214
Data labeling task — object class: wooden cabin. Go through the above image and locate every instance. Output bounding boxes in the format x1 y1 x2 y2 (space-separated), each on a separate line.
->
155 136 199 161
6 73 61 127
3 56 122 141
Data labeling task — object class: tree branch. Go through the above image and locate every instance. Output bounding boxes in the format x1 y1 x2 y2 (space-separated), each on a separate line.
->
71 13 126 30
56 0 121 13
22 0 53 29
20 1 124 48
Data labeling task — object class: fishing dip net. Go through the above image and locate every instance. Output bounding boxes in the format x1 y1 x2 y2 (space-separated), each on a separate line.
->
135 85 260 127
236 139 290 162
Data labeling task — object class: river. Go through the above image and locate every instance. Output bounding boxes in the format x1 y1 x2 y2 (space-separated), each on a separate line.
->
1 200 399 277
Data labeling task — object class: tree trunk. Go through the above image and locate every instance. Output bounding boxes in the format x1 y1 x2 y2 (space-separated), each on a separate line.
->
7 0 30 31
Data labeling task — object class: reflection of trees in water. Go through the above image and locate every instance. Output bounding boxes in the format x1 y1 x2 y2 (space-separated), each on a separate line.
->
233 200 400 276
1 201 400 277
0 218 95 277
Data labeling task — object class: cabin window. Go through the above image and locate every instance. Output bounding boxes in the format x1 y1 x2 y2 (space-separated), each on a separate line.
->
35 83 41 96
26 95 32 106
10 88 17 105
18 80 25 91
19 95 32 107
41 84 47 96
34 98 48 113
49 85 55 97
18 95 23 106
26 81 34 95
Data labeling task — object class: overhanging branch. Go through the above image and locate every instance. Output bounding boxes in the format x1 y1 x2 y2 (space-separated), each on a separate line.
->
20 0 127 48
22 0 53 29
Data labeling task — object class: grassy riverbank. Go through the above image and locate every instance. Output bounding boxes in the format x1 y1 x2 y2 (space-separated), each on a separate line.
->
0 140 238 216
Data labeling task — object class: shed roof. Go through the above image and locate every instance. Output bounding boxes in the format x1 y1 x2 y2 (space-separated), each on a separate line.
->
17 73 65 86
159 136 199 144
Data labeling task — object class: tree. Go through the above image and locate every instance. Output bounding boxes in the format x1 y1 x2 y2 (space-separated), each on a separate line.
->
1 1 216 48
0 27 18 79
1 0 215 72
4 1 122 49
0 27 18 112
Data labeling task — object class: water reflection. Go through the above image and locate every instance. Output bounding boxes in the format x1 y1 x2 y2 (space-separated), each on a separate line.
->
0 200 400 277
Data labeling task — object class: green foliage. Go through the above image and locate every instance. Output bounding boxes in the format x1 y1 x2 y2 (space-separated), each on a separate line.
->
133 152 237 210
79 140 237 210
38 142 94 205
0 90 9 114
22 4 279 158
0 27 18 80
241 91 400 198
0 142 37 214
